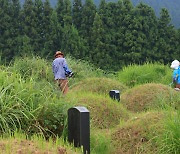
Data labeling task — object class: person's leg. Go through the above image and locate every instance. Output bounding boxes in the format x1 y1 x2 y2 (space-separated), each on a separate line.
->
59 79 69 94
175 84 180 89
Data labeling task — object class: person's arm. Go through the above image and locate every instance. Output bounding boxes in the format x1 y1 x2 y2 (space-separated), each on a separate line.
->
63 59 72 73
172 69 178 83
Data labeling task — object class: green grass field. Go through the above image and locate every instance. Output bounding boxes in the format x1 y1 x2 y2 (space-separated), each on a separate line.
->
0 56 179 154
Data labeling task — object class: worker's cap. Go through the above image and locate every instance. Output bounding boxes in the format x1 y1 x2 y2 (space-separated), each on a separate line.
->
54 51 64 58
170 60 180 69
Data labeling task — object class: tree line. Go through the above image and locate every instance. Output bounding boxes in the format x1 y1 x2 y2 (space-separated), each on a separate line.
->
0 0 179 71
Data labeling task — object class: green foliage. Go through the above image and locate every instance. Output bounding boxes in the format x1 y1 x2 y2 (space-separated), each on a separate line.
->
117 63 172 87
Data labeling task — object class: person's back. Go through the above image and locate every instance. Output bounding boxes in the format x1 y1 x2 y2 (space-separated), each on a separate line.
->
52 57 67 80
171 60 180 89
52 51 72 94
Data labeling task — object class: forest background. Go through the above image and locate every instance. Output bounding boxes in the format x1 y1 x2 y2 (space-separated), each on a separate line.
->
20 0 180 28
0 0 180 71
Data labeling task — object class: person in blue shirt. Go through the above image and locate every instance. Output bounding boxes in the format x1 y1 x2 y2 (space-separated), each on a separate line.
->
170 60 180 90
52 51 73 94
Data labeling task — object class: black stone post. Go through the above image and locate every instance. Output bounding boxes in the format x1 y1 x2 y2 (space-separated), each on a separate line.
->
109 90 120 102
68 106 90 154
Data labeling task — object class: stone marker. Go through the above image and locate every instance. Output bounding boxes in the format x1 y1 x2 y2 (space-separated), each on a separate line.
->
68 106 90 154
109 90 120 102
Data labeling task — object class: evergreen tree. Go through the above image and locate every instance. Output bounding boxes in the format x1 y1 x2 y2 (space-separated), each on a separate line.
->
42 0 53 57
156 8 176 63
33 0 44 54
48 10 63 53
80 0 96 38
63 0 72 26
56 0 64 26
134 3 158 63
90 13 110 69
72 0 82 30
0 0 21 61
21 0 36 55
61 25 86 59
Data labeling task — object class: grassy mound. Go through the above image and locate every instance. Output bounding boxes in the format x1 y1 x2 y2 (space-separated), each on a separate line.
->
120 83 178 112
117 63 172 87
70 77 127 95
65 92 130 129
111 111 165 154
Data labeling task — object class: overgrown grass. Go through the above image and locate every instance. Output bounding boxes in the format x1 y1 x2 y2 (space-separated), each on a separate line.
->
0 66 73 137
117 63 172 87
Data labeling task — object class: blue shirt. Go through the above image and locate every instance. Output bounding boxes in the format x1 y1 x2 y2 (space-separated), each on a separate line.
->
172 66 180 84
52 57 71 80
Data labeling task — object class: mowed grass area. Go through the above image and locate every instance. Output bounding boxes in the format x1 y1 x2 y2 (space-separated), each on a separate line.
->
0 56 179 154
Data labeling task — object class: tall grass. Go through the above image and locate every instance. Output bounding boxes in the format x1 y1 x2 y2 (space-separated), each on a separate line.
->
157 110 180 154
0 64 73 137
117 63 172 87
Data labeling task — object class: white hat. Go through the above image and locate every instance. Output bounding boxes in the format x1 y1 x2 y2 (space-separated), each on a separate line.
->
170 60 180 69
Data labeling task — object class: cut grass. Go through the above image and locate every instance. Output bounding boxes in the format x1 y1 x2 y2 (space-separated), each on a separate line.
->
65 92 131 129
121 83 177 112
70 77 127 95
0 132 81 154
111 111 165 154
